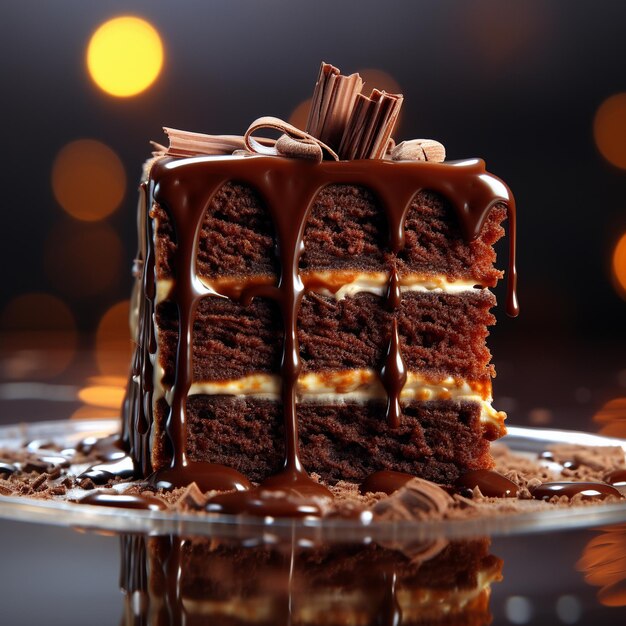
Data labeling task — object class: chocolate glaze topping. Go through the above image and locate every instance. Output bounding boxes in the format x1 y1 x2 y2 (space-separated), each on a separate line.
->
79 456 136 485
360 469 415 495
122 153 516 512
605 469 626 488
381 266 408 428
0 462 17 476
530 481 622 501
456 469 520 498
80 491 169 511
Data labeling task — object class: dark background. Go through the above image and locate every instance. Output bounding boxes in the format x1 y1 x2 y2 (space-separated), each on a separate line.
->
0 0 624 430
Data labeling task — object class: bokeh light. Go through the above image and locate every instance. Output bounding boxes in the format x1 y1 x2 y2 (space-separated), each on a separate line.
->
458 1 546 70
86 16 164 97
357 68 402 97
0 293 77 380
578 526 626 607
44 221 123 297
70 406 118 420
612 231 626 297
594 93 626 170
77 384 126 409
96 300 132 377
52 139 126 221
288 98 312 131
72 376 128 420
593 397 626 437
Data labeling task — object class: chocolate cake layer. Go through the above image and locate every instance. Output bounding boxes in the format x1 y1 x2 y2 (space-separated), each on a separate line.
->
154 290 495 385
154 183 277 279
154 397 495 485
153 184 506 285
155 297 282 386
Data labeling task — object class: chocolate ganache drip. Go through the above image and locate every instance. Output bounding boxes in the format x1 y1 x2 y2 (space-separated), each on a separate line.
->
129 155 516 496
118 63 518 504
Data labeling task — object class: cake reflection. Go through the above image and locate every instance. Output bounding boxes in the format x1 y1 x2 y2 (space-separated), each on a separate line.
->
119 533 502 625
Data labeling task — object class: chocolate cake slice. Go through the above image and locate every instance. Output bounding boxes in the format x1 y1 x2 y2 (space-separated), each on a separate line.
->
122 63 517 502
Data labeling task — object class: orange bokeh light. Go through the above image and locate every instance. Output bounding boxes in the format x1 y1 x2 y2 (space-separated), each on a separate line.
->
44 221 123 297
70 405 118 420
52 139 126 221
458 2 545 70
78 385 126 409
612 231 626 298
578 526 626 607
593 397 626 437
96 300 132 378
594 93 626 170
357 68 402 97
288 98 312 131
0 293 77 379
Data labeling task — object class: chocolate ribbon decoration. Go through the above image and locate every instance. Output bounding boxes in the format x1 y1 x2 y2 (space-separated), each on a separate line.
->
161 123 444 164
244 116 339 164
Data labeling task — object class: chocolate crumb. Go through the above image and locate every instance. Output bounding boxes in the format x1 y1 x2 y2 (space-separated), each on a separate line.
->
79 477 96 490
47 466 62 480
174 482 208 511
30 474 48 492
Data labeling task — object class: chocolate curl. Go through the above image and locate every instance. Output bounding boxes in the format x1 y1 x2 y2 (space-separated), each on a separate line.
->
372 477 453 522
162 127 252 157
244 116 339 163
339 89 404 160
305 62 364 152
391 139 446 163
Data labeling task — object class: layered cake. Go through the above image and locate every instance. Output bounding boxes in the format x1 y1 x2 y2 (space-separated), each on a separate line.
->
122 63 518 505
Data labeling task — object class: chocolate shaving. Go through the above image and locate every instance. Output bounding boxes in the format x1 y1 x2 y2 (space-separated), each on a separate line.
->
339 89 404 160
372 477 453 521
305 62 363 153
31 474 48 492
173 482 208 511
163 128 249 157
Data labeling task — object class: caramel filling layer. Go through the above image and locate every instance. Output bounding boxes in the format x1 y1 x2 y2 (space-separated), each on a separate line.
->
156 370 504 430
154 271 482 303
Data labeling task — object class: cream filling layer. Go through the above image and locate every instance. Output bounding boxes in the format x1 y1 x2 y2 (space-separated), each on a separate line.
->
150 270 497 426
162 370 503 429
155 271 482 304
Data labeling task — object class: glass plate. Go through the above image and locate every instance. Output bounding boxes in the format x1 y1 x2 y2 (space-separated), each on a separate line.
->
1 418 625 541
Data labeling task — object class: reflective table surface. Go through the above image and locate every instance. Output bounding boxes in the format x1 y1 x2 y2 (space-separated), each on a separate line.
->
1 518 626 625
0 340 625 625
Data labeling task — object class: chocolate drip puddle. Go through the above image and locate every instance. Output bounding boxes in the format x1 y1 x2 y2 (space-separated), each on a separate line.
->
1 435 624 521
